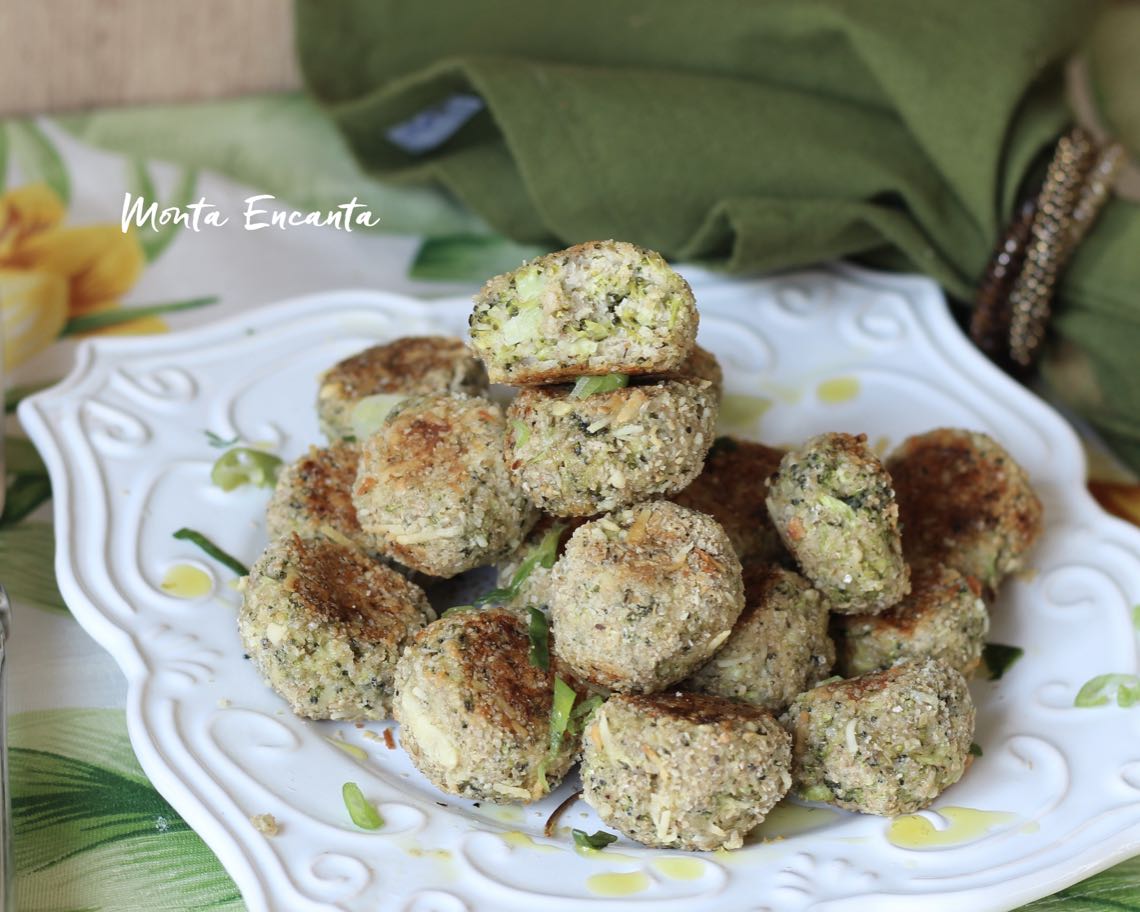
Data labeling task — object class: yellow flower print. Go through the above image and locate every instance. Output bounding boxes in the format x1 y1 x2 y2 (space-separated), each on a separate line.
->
0 182 150 368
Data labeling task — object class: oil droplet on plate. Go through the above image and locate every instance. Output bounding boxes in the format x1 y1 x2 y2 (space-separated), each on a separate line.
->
754 801 841 838
575 844 640 863
651 857 705 880
486 804 524 824
408 847 452 860
500 831 558 853
718 394 773 430
817 376 860 404
161 564 213 599
886 807 1016 849
586 870 651 896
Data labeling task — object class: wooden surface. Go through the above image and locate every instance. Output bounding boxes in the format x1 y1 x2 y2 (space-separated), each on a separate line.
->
0 0 300 115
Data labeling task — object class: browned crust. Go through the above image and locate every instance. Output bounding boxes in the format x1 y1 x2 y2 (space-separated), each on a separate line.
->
811 661 911 701
654 344 723 390
279 534 427 639
279 442 362 535
672 438 784 557
615 691 775 727
321 336 476 398
423 608 574 739
887 428 1043 571
735 562 793 624
836 561 978 637
368 395 499 488
499 361 671 386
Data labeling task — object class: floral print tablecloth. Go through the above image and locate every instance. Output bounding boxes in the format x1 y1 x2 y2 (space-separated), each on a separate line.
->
2 95 1139 912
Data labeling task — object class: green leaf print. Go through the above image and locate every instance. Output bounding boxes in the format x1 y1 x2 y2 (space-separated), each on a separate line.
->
6 119 70 203
410 234 548 281
61 295 218 335
127 161 199 262
11 709 243 911
0 522 66 612
5 381 53 414
1019 854 1140 910
3 435 52 528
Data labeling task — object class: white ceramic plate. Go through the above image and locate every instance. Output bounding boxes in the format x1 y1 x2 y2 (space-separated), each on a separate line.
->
20 265 1140 912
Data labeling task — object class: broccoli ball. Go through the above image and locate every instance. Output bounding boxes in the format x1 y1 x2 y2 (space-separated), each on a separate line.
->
506 378 717 516
672 436 787 565
684 563 834 711
888 428 1043 590
766 432 910 614
780 657 975 815
549 501 744 693
581 692 791 850
662 344 724 401
494 516 585 612
265 441 384 554
239 534 434 721
469 240 698 385
353 393 538 578
392 607 581 803
834 561 990 677
317 336 487 440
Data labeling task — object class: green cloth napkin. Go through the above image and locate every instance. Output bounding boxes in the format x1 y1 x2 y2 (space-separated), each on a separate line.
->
296 0 1140 471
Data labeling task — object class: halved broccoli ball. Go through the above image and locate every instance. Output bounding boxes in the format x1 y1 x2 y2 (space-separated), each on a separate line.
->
581 692 791 850
888 428 1043 590
265 441 383 555
353 393 537 578
549 501 744 693
672 436 787 565
506 377 717 517
780 657 975 815
834 561 990 677
766 432 909 614
683 563 834 711
317 336 487 440
239 534 434 721
469 240 698 384
392 607 583 803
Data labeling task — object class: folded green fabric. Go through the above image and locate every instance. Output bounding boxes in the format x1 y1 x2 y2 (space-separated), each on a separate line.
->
296 0 1140 471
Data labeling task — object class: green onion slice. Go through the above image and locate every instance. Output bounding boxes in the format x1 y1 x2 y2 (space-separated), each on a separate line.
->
536 675 579 794
527 607 550 671
325 736 367 761
210 447 283 492
982 643 1024 681
510 418 531 448
172 528 248 576
204 430 238 448
549 676 577 753
349 393 406 440
1074 673 1140 708
571 373 629 399
572 829 618 851
568 694 604 735
474 522 565 606
342 781 384 829
969 742 984 757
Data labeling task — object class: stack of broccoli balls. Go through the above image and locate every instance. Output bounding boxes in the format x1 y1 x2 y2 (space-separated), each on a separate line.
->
238 239 1045 852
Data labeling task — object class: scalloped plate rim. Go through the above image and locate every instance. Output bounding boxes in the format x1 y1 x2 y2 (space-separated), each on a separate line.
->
17 262 1140 912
